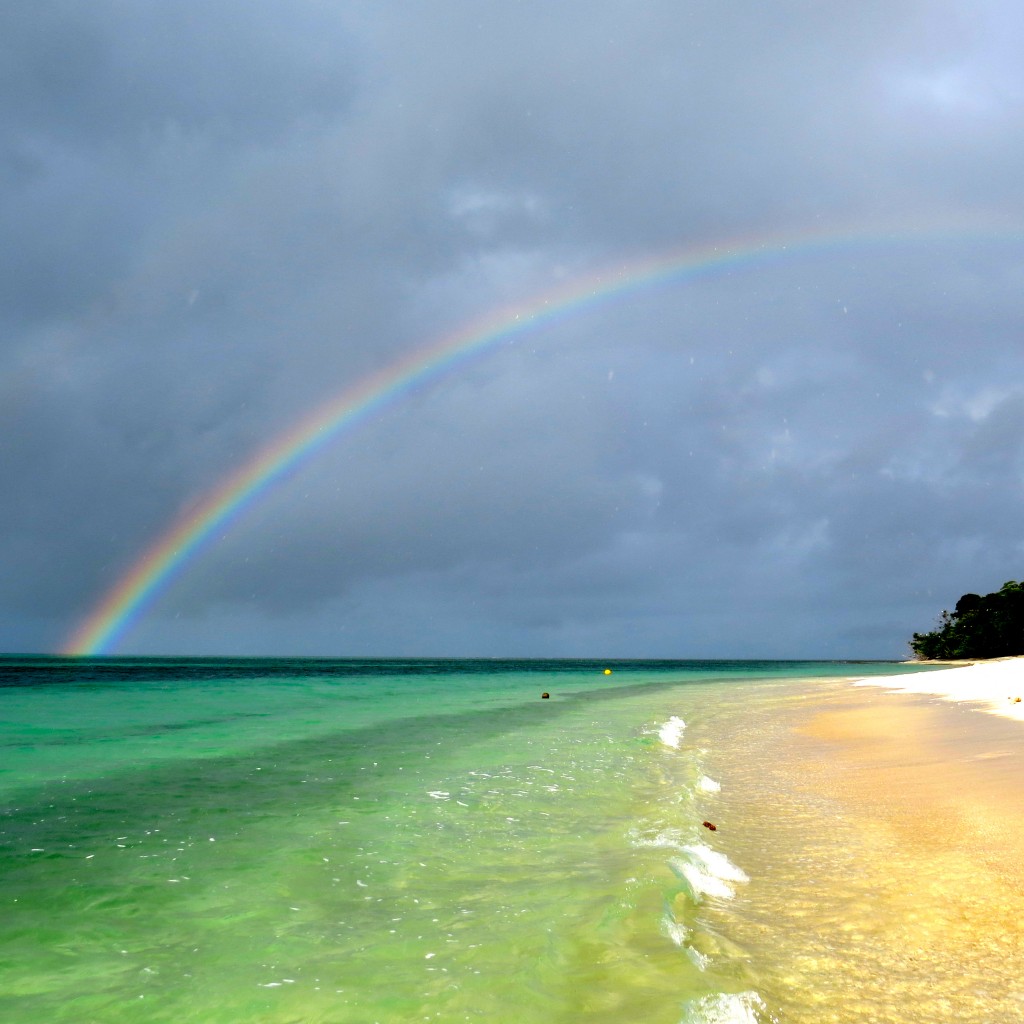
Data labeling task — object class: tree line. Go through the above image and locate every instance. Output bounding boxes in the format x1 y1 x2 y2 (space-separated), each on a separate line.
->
910 580 1024 660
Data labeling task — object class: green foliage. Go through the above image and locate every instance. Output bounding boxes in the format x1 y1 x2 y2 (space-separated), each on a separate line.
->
910 580 1024 659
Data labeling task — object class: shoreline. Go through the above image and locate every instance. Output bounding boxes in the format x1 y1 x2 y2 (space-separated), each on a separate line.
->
814 656 1024 856
859 654 1024 721
794 656 1024 883
691 659 1024 1020
765 660 1024 1018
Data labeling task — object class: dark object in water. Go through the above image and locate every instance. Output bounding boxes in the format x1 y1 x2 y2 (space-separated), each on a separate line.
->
702 820 717 831
541 692 550 699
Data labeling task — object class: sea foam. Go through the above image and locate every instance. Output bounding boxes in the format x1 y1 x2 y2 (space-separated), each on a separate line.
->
681 843 749 884
659 716 686 749
628 826 688 851
679 991 768 1024
669 844 749 900
661 913 690 948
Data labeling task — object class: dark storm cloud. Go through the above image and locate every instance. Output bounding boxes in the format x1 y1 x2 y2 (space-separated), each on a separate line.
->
2 1 1023 655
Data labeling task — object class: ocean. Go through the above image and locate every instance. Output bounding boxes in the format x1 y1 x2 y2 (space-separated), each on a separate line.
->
0 657 948 1023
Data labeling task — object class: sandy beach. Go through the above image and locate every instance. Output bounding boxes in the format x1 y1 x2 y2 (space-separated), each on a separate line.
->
798 655 1024 874
855 655 1024 721
762 656 1024 1020
798 658 1024 868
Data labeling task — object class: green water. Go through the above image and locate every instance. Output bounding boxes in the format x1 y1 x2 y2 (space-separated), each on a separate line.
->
0 658 938 1023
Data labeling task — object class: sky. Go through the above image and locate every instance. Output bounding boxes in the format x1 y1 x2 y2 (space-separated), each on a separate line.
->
3 0 1023 659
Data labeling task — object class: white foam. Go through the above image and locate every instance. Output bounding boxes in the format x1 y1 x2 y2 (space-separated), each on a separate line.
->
628 827 688 852
698 775 721 793
670 845 749 900
659 716 687 749
662 914 690 947
680 991 767 1024
681 843 749 884
684 944 711 971
670 858 736 900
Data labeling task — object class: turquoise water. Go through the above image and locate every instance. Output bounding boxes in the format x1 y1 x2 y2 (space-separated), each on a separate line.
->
0 658 936 1023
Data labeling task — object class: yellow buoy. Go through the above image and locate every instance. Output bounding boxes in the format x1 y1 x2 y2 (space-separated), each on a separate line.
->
603 668 612 675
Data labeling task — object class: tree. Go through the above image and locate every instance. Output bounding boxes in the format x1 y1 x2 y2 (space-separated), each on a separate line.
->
910 580 1024 659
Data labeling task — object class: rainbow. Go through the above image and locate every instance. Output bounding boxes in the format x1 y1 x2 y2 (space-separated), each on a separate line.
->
63 218 1016 655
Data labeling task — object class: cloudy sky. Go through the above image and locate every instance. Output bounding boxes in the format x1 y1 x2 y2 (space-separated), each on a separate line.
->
3 1 1023 658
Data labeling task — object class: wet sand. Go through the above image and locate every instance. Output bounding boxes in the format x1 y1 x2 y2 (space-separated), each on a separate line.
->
758 663 1024 1021
798 686 1024 885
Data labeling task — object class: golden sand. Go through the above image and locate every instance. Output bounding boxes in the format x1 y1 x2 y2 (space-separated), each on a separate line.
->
686 663 1024 1023
772 677 1024 1021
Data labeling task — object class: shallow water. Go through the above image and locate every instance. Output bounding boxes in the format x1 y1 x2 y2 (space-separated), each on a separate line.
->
0 657 947 1022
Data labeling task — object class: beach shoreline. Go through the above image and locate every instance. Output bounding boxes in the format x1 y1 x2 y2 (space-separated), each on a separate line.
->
802 656 1024 855
857 654 1024 721
745 657 1024 1019
673 658 1024 1021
